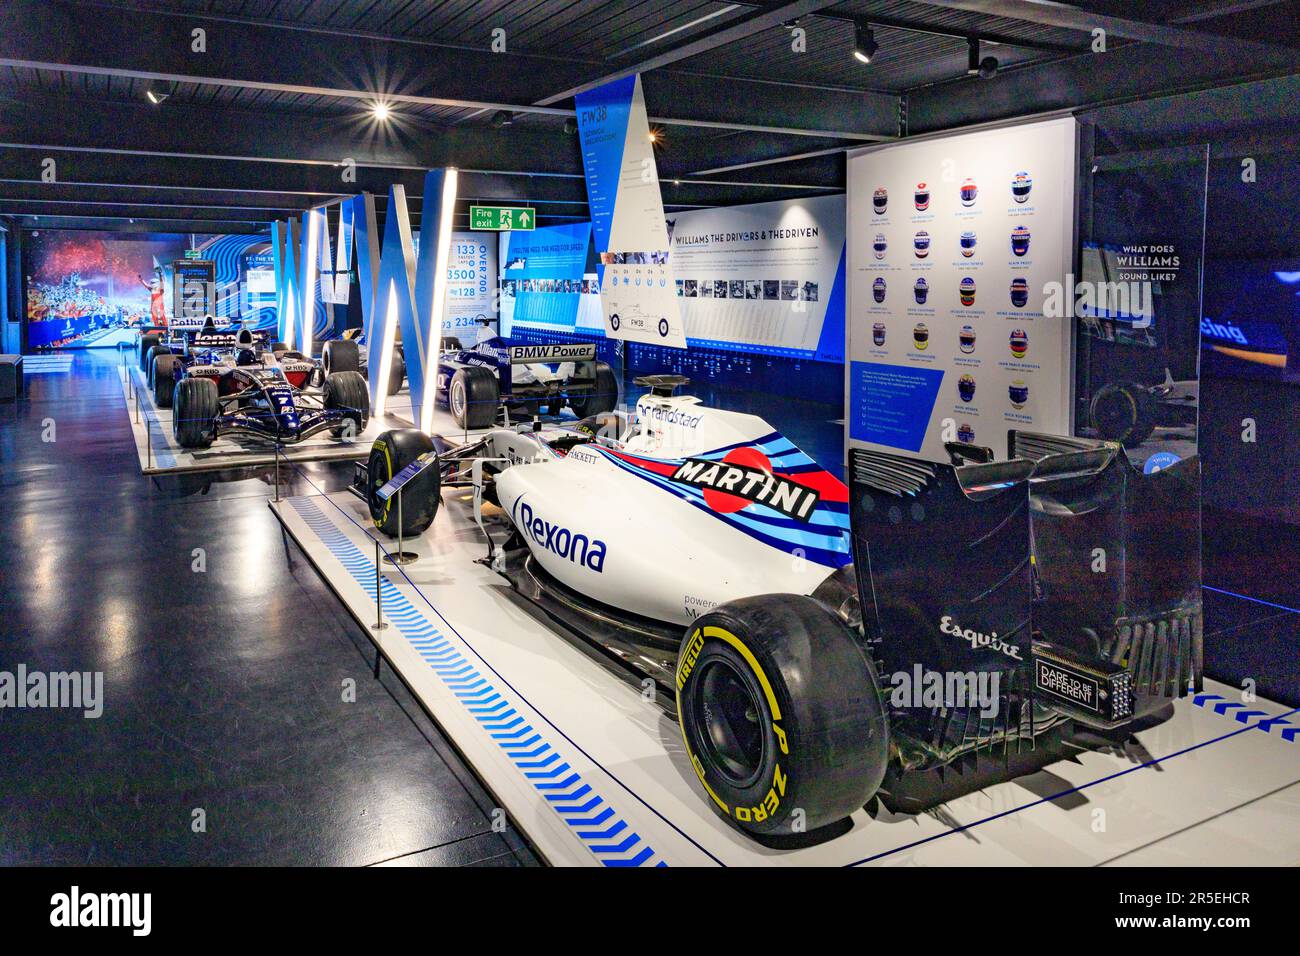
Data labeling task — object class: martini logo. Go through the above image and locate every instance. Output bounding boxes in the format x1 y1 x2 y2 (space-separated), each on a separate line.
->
516 498 608 572
1012 171 1033 203
960 177 978 207
873 187 888 214
672 448 820 521
914 182 930 210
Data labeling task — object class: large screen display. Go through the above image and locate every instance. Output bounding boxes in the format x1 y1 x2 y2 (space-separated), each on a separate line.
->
23 230 276 350
1201 259 1299 382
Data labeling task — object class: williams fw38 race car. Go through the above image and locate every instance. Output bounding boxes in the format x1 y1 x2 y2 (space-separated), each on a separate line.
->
437 336 619 430
140 324 369 449
352 376 1202 846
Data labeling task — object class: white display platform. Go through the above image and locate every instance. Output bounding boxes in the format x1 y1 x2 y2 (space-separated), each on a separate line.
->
118 362 476 474
271 484 1300 867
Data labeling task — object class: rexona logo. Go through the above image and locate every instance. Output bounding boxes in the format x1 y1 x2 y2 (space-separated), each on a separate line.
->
507 343 597 364
515 498 608 572
939 615 1023 660
673 447 820 521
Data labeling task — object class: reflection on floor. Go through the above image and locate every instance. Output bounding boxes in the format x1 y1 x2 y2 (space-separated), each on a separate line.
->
0 349 537 865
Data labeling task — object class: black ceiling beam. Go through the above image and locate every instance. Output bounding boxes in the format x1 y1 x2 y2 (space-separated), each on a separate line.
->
10 213 270 234
0 0 891 140
535 0 847 105
907 36 1300 134
0 200 276 223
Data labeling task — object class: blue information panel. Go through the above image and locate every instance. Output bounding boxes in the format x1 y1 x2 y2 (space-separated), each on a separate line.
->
849 361 945 453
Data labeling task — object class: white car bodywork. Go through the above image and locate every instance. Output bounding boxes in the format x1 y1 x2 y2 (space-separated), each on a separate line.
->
483 392 852 627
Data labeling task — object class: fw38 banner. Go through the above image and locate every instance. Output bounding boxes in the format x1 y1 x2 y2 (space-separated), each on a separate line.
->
575 74 686 349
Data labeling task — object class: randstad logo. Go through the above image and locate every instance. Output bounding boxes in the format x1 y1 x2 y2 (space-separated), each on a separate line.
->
939 615 1023 660
646 405 703 428
516 498 608 572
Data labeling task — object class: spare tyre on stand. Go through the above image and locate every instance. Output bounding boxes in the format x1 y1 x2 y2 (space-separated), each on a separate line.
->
675 593 890 846
366 429 440 538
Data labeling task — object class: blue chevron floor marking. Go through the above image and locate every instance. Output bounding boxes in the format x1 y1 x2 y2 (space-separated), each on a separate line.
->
1192 693 1296 744
288 496 664 866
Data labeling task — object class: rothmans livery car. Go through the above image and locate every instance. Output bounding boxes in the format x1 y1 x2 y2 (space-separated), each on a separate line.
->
353 376 1203 846
146 325 369 449
437 336 619 430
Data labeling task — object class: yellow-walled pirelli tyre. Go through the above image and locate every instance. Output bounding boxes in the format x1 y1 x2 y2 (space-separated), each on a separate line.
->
367 429 440 538
675 594 889 843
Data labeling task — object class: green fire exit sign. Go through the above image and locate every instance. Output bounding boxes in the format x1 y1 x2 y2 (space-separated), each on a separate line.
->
469 205 535 231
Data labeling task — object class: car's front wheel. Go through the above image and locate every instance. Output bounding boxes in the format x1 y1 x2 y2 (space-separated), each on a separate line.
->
675 594 889 845
449 367 499 430
324 370 370 439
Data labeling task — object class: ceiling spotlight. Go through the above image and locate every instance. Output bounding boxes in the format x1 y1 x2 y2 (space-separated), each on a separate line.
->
145 83 175 105
371 101 391 121
563 117 578 135
968 38 999 78
647 130 658 143
491 109 514 128
853 22 878 64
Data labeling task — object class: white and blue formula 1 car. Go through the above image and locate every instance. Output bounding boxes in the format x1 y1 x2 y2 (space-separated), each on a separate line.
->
352 376 1202 846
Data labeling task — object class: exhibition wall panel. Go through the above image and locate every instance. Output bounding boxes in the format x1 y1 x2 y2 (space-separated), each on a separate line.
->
845 117 1077 461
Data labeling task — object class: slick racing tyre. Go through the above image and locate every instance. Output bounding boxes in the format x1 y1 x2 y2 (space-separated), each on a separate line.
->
367 429 440 538
322 338 360 376
152 354 181 409
387 349 406 397
676 594 889 844
1090 381 1157 448
139 334 161 370
173 378 219 448
449 366 499 430
570 361 619 418
144 345 171 381
324 370 370 439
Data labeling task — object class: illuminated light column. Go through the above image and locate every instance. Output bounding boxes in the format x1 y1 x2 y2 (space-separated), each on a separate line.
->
299 207 324 357
272 218 302 350
368 184 418 419
420 168 459 433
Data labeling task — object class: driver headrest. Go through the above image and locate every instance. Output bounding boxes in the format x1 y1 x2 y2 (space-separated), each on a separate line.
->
236 328 254 348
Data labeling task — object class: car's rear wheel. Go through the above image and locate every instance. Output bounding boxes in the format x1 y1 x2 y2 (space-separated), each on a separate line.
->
387 349 406 396
1090 381 1157 448
322 338 360 376
139 334 161 370
152 354 180 409
449 366 498 430
367 429 440 538
570 361 618 418
324 370 370 439
144 345 171 383
173 377 219 448
676 594 889 844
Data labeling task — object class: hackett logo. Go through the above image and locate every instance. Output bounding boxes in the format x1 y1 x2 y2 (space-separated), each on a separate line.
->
672 458 820 521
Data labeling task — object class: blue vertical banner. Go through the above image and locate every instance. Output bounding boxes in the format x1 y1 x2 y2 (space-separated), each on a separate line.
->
367 183 419 419
575 74 686 349
273 218 301 348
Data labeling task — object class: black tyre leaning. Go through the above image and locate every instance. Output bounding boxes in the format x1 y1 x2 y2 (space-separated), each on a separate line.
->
152 355 180 409
449 366 499 430
675 594 889 843
367 429 440 538
1090 381 1157 448
173 377 219 448
570 361 618 418
139 334 161 370
322 338 360 376
387 349 406 396
323 370 370 438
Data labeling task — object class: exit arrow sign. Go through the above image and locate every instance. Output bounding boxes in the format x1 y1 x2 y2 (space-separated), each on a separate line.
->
470 205 535 231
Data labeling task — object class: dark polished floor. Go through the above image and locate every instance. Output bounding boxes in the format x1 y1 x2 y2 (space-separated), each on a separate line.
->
0 349 538 865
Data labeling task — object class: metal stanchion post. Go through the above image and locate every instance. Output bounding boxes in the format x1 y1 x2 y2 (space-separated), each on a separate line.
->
383 486 418 565
372 539 389 631
133 383 140 424
147 417 153 469
273 443 282 503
